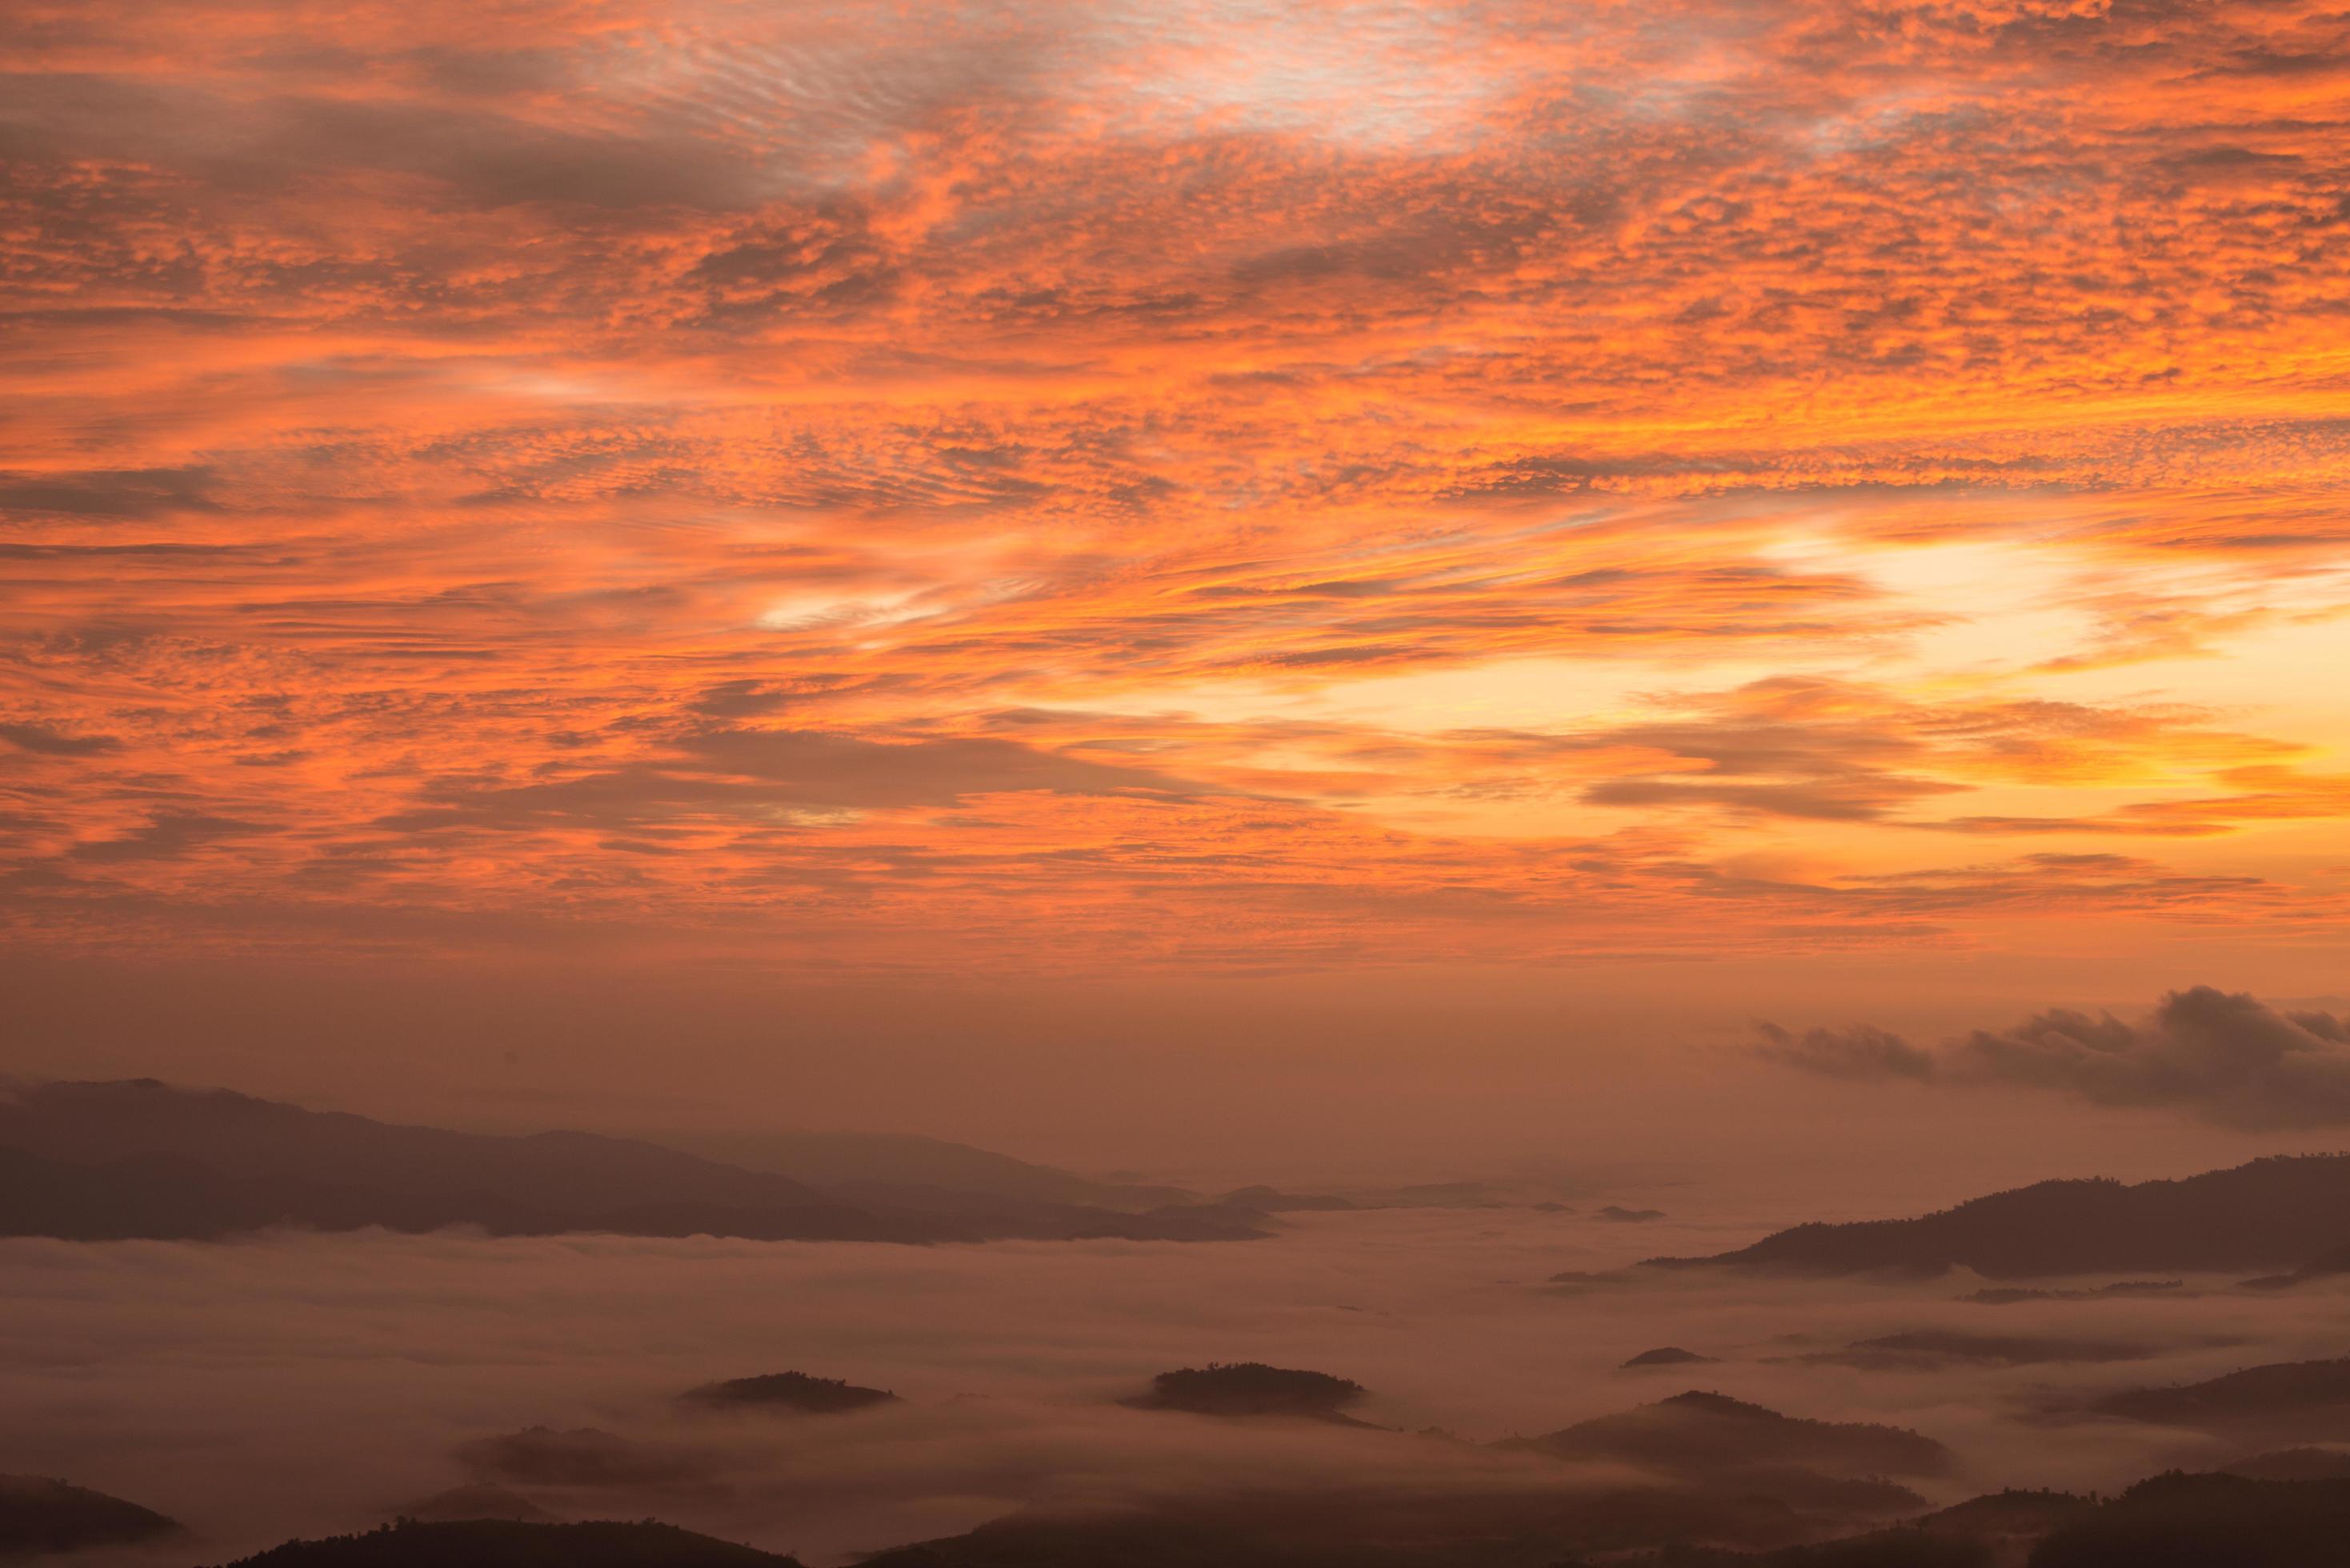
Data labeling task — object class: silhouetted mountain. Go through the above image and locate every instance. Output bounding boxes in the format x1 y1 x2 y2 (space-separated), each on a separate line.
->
1797 1330 2152 1369
0 1142 959 1245
1649 1156 2350 1277
1518 1391 1952 1481
2027 1471 2350 1567
394 1486 556 1525
207 1520 796 1568
1123 1362 1371 1422
452 1428 719 1489
0 1080 1271 1244
2088 1355 2350 1438
1623 1347 1716 1368
0 1474 180 1557
0 1081 962 1243
1596 1206 1666 1223
681 1370 897 1414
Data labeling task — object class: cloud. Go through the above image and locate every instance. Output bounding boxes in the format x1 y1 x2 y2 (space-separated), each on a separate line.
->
2 0 2349 973
1761 986 2350 1128
65 812 265 864
0 722 122 757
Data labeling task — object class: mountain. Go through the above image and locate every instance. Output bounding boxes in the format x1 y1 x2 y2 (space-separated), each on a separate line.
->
2088 1355 2350 1438
0 1080 1267 1244
0 1474 180 1557
0 1080 955 1242
681 1370 898 1414
1517 1391 1952 1481
1621 1346 1715 1368
1647 1155 2350 1277
207 1520 797 1568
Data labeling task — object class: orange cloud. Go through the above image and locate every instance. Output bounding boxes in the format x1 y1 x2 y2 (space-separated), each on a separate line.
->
3 0 2348 975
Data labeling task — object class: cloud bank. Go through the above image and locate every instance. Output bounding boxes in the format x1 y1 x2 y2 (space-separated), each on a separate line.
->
1761 986 2350 1128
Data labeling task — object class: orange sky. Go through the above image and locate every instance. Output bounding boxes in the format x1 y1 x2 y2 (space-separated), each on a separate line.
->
3 1 2348 1130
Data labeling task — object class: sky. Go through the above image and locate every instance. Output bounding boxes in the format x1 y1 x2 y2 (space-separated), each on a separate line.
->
3 0 2348 1166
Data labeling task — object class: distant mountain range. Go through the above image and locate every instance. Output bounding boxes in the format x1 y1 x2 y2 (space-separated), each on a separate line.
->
0 1080 1267 1245
1647 1155 2350 1277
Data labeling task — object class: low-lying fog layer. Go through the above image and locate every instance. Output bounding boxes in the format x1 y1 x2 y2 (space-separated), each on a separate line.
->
6 1202 2348 1565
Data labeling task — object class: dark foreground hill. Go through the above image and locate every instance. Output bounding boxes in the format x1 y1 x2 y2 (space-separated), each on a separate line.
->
2027 1471 2350 1567
209 1520 798 1568
0 1079 1265 1245
0 1474 179 1556
856 1482 1879 1568
1647 1155 2350 1277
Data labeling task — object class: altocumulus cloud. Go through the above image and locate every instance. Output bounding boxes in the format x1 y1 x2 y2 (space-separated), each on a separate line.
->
1759 986 2350 1129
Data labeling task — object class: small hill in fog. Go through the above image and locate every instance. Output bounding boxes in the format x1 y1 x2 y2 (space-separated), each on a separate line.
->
682 1371 898 1414
0 1474 180 1556
209 1520 798 1568
1595 1206 1665 1223
1621 1346 1715 1368
1124 1362 1370 1421
1521 1390 1952 1479
2089 1355 2350 1438
1647 1155 2350 1277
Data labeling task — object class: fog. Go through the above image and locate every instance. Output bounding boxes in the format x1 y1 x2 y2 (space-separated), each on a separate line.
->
8 1198 2348 1565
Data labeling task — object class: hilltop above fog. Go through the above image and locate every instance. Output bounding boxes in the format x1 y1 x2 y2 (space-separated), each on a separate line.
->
1647 1154 2350 1277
